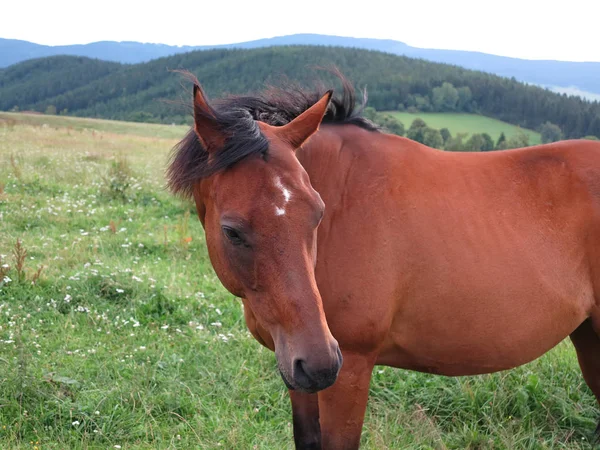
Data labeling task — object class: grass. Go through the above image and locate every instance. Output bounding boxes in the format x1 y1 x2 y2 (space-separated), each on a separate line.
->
0 112 597 449
385 112 542 145
0 112 188 139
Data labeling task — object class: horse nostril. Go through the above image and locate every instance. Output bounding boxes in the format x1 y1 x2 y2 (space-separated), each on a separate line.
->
292 353 341 392
293 358 313 387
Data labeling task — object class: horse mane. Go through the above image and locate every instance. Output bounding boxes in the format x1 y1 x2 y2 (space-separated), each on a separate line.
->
166 71 378 199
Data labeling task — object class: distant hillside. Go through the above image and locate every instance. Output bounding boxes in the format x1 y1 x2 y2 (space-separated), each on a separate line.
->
2 34 600 97
0 56 121 111
1 46 599 139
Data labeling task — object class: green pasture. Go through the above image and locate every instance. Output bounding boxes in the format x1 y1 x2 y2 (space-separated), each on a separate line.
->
0 113 595 449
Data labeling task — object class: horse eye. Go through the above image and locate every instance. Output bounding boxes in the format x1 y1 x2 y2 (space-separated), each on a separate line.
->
222 226 244 245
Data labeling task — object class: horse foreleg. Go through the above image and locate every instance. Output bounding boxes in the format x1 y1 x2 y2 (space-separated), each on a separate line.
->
289 390 322 449
317 352 375 450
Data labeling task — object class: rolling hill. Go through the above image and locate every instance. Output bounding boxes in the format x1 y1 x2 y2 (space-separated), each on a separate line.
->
1 46 599 139
0 56 122 111
2 34 600 98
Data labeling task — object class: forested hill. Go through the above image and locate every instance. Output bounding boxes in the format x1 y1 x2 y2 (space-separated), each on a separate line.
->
1 46 599 139
0 56 122 110
3 35 600 98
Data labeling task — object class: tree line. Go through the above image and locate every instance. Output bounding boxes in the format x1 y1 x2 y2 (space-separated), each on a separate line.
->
366 109 598 152
1 46 599 139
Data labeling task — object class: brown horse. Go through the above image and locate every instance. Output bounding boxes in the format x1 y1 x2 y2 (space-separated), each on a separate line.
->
167 74 600 449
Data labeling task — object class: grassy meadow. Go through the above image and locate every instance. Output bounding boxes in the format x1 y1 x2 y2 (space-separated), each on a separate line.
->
385 112 542 145
0 112 597 449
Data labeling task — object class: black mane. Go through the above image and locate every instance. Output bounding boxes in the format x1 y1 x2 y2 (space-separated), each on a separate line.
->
167 72 378 198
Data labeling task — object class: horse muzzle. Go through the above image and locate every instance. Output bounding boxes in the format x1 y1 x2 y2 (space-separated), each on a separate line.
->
279 341 343 393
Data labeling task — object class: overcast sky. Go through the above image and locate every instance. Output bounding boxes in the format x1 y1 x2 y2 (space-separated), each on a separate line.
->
2 0 599 62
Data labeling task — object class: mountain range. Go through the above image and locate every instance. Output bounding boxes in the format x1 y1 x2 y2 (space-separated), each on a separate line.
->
2 34 600 100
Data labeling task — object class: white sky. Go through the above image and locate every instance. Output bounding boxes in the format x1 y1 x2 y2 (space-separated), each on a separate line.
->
2 0 600 62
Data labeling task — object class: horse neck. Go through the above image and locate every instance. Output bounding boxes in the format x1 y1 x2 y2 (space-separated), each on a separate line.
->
297 124 425 196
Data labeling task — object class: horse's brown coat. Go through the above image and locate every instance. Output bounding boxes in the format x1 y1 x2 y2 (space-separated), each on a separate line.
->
299 130 599 375
172 80 600 449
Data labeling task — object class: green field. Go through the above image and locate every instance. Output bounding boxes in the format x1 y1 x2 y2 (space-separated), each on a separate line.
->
385 112 542 145
0 113 596 449
0 111 189 139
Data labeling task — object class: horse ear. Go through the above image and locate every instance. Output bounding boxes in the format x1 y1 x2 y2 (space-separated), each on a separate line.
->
276 90 332 149
193 84 225 151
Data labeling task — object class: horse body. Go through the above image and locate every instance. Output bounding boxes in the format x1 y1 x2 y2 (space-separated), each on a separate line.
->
168 75 600 448
297 128 600 377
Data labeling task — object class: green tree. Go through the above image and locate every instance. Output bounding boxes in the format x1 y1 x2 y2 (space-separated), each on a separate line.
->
496 132 507 150
457 86 473 112
45 105 57 115
465 134 485 151
377 114 405 136
583 135 599 140
481 133 495 151
432 82 459 111
539 121 563 143
440 128 451 144
506 131 530 149
406 118 428 143
364 109 405 136
588 116 600 138
445 133 468 151
415 95 432 112
422 128 444 149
